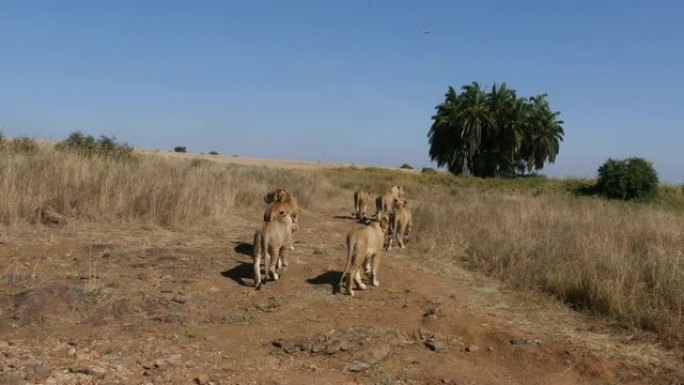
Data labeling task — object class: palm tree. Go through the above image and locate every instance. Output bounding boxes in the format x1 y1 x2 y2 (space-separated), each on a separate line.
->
428 83 564 177
428 87 467 174
522 94 564 171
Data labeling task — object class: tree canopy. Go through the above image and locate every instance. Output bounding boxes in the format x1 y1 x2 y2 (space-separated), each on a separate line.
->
428 82 564 177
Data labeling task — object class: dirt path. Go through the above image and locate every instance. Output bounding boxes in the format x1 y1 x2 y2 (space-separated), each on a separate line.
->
0 204 680 384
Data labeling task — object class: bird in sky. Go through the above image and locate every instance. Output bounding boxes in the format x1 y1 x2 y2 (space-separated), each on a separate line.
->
420 27 431 34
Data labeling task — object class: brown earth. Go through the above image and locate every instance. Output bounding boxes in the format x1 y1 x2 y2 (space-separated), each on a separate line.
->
1 182 683 384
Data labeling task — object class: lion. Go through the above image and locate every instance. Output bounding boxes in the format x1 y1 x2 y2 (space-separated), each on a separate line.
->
353 189 371 220
252 209 294 289
337 218 388 296
375 185 405 223
264 188 300 249
387 198 412 250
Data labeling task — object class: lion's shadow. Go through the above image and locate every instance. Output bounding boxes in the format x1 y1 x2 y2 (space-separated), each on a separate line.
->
306 270 343 293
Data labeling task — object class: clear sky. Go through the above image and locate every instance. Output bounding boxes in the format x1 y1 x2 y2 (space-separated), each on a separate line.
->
1 1 683 183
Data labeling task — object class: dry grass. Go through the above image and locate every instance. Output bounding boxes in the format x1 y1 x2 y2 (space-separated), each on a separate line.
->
0 141 334 227
3 140 684 349
323 167 684 348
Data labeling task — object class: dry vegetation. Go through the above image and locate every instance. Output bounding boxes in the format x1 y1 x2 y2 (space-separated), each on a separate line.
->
0 139 337 227
2 138 684 351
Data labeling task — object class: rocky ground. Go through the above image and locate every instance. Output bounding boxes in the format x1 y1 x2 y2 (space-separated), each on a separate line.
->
1 204 682 385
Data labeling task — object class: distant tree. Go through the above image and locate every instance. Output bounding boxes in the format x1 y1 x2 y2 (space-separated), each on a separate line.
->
597 157 659 201
400 163 413 169
174 146 187 153
209 151 219 155
58 131 132 158
428 82 564 177
421 167 437 174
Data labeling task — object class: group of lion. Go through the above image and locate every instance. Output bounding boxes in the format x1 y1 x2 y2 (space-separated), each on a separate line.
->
252 185 412 296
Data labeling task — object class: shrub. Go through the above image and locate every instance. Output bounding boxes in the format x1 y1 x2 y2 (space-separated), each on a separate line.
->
421 167 436 174
174 146 187 153
400 163 413 170
209 151 219 155
597 157 659 201
10 137 39 154
58 131 133 158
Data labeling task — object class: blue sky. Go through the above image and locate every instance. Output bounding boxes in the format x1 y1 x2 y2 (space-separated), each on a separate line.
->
1 1 683 183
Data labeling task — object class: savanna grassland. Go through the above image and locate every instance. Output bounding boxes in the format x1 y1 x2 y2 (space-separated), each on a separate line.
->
1 137 684 384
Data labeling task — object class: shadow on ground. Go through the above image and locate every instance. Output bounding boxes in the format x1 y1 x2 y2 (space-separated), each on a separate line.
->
307 270 342 293
333 215 356 220
233 242 253 256
221 261 253 287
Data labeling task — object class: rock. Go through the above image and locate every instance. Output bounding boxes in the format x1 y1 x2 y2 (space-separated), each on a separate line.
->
325 339 342 355
413 328 435 341
344 361 371 372
154 355 182 370
273 337 311 354
11 286 84 325
0 340 9 349
423 307 440 321
465 344 479 353
195 374 210 384
311 339 327 354
339 338 355 352
350 343 391 367
510 338 543 346
171 295 188 304
424 339 446 352
70 366 105 378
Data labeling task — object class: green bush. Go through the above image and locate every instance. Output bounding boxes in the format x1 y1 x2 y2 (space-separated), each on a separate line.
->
174 146 187 153
400 163 413 169
57 131 133 158
209 151 219 155
421 167 436 174
597 157 659 201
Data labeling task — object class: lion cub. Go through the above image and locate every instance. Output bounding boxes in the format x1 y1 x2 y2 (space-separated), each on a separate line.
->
253 210 294 289
338 219 388 296
353 189 371 220
375 185 404 223
387 199 412 250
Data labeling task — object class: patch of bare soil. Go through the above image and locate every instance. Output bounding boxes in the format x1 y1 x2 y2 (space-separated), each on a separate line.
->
1 205 682 385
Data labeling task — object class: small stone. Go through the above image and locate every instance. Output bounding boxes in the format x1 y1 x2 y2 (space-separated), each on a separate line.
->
351 343 391 366
339 339 355 352
311 340 327 354
419 328 435 340
510 338 543 346
465 344 479 353
487 346 494 352
154 359 171 370
195 374 210 384
423 307 440 321
325 339 342 355
0 340 9 349
345 361 371 372
424 339 446 352
171 295 188 304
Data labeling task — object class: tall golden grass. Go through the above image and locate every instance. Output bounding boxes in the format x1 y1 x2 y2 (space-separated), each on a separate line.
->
0 140 334 226
323 167 684 348
2 139 684 348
